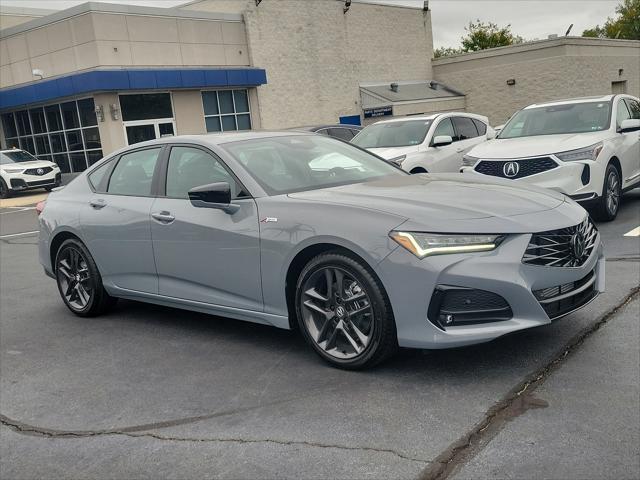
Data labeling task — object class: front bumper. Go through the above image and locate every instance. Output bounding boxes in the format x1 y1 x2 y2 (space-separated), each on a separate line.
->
376 231 605 349
6 171 61 191
462 158 605 200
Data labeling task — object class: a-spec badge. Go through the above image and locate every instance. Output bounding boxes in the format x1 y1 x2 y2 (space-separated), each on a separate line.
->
260 217 278 223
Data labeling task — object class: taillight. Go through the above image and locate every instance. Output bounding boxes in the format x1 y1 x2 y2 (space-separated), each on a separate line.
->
36 200 46 216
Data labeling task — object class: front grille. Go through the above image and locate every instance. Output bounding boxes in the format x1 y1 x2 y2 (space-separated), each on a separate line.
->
533 269 598 319
26 179 56 187
24 167 53 176
428 286 513 330
474 157 557 179
523 216 598 267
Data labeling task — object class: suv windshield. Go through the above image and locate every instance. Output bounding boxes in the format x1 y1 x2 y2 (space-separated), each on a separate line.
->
499 101 611 139
0 150 38 164
222 135 405 195
352 120 432 148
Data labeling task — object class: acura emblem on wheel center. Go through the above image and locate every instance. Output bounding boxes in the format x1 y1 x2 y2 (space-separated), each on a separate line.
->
503 162 520 178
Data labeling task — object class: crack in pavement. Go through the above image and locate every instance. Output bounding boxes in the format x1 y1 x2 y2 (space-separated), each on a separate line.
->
419 286 640 480
0 415 428 465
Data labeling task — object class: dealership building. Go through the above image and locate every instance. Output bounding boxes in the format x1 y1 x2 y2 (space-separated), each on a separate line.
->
1 0 639 173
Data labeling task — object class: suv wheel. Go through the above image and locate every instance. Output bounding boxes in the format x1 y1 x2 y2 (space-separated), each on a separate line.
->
0 178 11 199
594 164 621 221
295 252 397 370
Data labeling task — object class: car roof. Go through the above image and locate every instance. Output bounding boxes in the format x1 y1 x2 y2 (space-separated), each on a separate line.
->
524 95 615 109
290 124 363 132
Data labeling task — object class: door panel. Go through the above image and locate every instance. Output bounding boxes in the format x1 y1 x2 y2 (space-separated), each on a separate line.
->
150 145 262 310
427 117 460 172
150 198 262 310
620 99 640 185
80 195 157 293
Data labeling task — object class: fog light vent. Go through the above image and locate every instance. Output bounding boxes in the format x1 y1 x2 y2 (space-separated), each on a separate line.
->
427 286 513 330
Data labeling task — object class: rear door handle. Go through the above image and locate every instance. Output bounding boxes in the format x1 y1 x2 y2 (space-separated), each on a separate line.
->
151 211 175 224
89 199 106 209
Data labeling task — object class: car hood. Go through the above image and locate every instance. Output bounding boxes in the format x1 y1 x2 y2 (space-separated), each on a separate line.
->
470 131 608 159
367 145 420 160
287 174 579 233
0 160 56 170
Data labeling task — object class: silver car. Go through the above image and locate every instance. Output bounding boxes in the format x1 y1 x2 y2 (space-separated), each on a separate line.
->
38 132 605 369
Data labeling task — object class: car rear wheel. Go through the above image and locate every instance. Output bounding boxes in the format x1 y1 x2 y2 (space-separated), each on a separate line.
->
55 239 117 317
0 178 11 199
295 252 397 369
593 164 621 222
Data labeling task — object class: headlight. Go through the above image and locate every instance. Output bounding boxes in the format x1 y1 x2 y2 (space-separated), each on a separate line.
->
390 231 503 258
462 155 479 167
3 168 24 173
388 155 406 165
555 142 603 162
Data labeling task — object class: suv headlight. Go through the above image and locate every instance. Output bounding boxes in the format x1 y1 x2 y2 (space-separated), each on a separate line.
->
555 142 603 162
389 232 503 258
3 168 24 173
388 155 406 165
462 155 479 167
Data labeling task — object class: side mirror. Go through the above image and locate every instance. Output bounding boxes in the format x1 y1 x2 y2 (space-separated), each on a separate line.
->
188 182 239 213
486 127 496 140
432 135 453 147
620 118 640 133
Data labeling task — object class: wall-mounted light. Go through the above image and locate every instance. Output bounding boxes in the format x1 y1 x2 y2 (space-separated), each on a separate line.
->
32 68 44 79
506 79 516 86
423 1 430 11
95 105 105 122
255 0 262 5
344 0 351 14
618 68 624 76
109 103 120 121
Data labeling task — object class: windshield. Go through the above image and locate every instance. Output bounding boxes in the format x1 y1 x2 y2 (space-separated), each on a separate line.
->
351 120 432 148
222 135 405 195
0 150 38 164
499 102 611 139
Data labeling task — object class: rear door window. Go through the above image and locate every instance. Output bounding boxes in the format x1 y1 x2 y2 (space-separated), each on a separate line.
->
107 147 161 197
452 117 480 140
472 119 487 135
328 128 355 141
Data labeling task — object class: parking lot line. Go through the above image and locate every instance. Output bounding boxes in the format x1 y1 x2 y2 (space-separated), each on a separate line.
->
623 226 640 237
0 231 39 239
0 207 36 215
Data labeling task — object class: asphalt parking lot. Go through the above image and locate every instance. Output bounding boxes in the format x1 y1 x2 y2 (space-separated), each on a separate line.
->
1 189 638 480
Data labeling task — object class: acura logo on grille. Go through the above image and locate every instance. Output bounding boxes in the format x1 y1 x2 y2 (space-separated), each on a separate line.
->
36 168 44 175
503 162 520 178
570 232 586 260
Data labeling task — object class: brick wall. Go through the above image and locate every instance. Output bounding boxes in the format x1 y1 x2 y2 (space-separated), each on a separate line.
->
432 38 640 126
184 0 433 128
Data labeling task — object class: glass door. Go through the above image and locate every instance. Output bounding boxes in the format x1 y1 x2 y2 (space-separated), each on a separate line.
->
119 93 175 146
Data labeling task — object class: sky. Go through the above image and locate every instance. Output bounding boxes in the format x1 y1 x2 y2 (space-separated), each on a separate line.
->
1 0 621 48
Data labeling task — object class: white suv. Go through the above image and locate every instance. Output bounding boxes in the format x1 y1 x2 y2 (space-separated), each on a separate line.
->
351 112 494 173
0 149 61 198
462 95 640 221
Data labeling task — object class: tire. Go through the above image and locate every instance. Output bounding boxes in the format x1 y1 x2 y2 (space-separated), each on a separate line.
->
0 178 11 199
593 163 621 222
45 186 54 192
410 167 428 174
295 251 397 370
55 238 117 317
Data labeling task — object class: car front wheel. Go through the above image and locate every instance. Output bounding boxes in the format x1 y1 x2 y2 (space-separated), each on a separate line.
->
295 252 397 369
594 164 621 221
0 178 11 199
55 239 117 317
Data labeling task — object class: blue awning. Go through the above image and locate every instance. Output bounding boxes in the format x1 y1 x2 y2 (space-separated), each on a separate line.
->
0 67 268 110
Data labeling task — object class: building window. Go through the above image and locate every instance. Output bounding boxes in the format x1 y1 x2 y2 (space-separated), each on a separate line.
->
1 98 102 173
202 90 252 133
119 93 175 146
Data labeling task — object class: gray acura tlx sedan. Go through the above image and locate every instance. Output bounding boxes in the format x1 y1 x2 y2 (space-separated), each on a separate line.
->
38 131 605 369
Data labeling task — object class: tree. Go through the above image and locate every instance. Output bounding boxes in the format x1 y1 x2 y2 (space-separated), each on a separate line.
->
582 0 640 40
460 20 524 52
433 20 524 58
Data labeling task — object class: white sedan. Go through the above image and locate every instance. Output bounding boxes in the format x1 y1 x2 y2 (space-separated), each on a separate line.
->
351 112 494 173
0 149 61 198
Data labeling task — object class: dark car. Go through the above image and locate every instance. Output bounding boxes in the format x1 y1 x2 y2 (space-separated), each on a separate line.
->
291 124 363 141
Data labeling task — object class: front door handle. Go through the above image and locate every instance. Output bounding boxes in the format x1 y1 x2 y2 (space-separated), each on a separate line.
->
89 199 106 209
151 211 175 224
